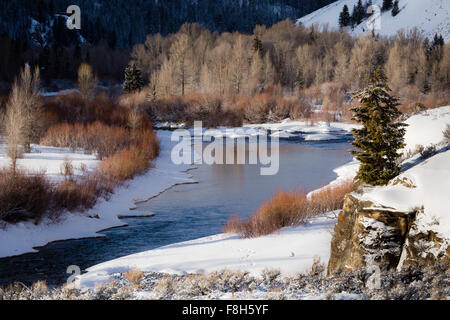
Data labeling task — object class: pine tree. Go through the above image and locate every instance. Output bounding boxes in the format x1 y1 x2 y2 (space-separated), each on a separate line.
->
147 83 157 101
123 64 144 93
382 0 393 11
252 35 263 57
295 68 304 92
351 1 365 26
423 37 431 59
351 5 357 27
350 67 406 186
432 34 440 48
339 5 351 28
432 34 445 48
355 0 365 25
391 0 400 16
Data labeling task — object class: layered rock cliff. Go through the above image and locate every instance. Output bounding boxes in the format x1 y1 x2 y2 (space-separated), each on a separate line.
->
328 162 450 275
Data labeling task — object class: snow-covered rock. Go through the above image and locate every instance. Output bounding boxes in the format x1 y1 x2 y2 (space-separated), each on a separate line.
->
328 106 450 274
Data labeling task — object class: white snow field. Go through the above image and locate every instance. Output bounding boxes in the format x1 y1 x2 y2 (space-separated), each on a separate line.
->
79 212 338 288
79 106 450 287
402 105 450 151
297 0 450 42
0 131 195 258
0 142 99 182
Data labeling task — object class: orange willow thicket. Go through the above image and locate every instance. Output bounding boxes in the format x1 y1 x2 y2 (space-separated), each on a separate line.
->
223 179 354 237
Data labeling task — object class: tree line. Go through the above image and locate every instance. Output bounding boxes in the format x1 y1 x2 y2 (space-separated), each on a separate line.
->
130 20 449 107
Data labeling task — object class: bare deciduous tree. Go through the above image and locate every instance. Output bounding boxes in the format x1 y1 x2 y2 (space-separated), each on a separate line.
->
78 62 97 100
4 93 25 172
4 64 43 166
348 36 386 89
229 36 250 96
170 34 194 96
157 57 176 96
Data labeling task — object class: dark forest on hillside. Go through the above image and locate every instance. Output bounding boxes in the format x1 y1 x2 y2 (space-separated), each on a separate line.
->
0 0 336 82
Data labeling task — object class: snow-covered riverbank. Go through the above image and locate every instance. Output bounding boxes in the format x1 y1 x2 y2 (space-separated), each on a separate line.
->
0 119 357 259
78 106 450 289
2 106 449 282
0 131 195 258
79 212 339 288
0 143 99 183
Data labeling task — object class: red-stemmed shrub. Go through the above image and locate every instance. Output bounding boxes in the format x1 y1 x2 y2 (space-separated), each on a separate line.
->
223 179 354 237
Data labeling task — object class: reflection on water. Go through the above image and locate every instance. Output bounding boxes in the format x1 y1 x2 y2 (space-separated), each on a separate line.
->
0 139 352 286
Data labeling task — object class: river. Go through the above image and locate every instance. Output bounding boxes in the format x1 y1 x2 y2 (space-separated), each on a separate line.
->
0 137 352 286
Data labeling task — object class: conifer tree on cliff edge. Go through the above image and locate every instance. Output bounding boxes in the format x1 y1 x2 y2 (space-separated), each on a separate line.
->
350 67 407 186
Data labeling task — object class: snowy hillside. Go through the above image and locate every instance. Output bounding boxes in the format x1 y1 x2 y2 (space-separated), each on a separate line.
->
297 0 450 41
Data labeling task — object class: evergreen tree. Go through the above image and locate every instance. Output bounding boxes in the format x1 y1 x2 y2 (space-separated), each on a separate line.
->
428 34 445 63
432 34 440 49
339 5 351 28
381 0 393 11
355 0 365 25
351 5 357 27
295 68 304 92
423 37 431 59
147 83 157 101
351 1 365 26
432 33 445 48
391 0 400 16
350 67 406 186
123 64 144 93
252 35 263 57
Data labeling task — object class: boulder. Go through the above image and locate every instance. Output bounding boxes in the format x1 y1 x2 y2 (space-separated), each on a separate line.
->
327 193 450 275
398 209 450 269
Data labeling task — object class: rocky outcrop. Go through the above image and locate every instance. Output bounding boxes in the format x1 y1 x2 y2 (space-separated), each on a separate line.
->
399 209 450 269
327 193 449 275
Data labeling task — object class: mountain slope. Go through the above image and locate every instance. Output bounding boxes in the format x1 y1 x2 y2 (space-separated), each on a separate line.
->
297 0 450 41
